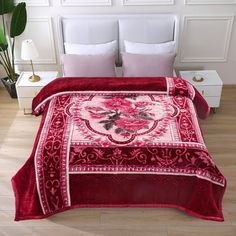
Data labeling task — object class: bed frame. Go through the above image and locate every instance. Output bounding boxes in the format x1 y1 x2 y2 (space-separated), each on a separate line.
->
58 14 179 65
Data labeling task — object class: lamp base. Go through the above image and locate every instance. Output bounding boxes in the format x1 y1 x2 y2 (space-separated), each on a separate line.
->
29 74 40 82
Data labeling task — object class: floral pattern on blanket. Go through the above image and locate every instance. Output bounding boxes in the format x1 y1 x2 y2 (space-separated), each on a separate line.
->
74 95 177 144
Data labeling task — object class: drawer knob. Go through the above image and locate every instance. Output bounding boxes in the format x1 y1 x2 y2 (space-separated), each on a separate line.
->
201 90 204 95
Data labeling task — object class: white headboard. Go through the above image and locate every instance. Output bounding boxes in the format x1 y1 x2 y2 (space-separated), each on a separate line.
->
58 14 179 65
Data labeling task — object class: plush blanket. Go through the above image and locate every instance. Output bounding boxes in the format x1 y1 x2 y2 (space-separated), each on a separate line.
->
12 77 226 221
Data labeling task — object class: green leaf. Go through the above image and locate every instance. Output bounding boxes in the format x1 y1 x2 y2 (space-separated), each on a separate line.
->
104 122 114 130
99 120 111 124
0 27 8 51
115 128 123 134
0 0 14 15
10 2 27 38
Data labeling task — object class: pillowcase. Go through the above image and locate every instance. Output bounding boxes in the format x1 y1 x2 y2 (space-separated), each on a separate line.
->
124 40 175 54
122 53 176 77
61 53 116 77
64 40 117 55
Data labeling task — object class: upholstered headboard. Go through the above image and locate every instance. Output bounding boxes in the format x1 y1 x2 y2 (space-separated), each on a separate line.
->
58 14 179 64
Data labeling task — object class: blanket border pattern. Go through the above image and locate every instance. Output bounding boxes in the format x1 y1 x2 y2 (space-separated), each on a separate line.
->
35 95 72 214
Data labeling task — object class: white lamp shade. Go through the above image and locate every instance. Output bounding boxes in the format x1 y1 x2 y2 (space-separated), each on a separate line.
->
21 39 39 60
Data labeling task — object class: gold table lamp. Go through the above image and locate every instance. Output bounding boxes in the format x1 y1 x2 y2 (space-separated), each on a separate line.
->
21 39 40 82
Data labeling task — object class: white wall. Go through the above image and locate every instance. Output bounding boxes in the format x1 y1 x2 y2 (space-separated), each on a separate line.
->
10 0 236 84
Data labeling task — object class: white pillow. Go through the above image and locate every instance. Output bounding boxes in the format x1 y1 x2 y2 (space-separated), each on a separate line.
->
64 40 117 55
124 40 175 55
61 53 116 77
122 53 176 77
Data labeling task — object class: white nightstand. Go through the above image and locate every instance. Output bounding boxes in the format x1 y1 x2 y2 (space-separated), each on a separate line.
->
16 71 58 114
179 70 223 110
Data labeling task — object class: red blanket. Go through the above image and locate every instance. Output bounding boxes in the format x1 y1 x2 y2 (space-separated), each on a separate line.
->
12 77 226 221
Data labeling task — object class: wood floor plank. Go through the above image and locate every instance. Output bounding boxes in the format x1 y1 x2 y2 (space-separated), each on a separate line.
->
0 226 33 236
167 226 236 236
100 207 232 230
0 226 167 236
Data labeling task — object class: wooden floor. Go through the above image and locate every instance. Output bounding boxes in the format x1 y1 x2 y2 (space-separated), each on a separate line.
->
0 86 236 236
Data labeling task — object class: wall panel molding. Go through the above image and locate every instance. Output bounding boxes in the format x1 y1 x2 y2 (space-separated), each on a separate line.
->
180 15 234 62
15 0 49 6
15 18 57 65
122 0 174 5
185 0 236 4
60 0 112 6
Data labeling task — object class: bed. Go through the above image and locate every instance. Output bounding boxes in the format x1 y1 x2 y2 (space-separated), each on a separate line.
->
11 15 226 221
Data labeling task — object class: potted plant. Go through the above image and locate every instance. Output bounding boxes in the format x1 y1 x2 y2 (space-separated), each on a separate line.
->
0 0 27 98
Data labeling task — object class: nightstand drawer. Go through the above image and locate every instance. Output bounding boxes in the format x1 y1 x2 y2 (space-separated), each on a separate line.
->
16 71 58 114
194 85 222 97
18 97 33 109
17 87 42 98
205 96 221 108
179 70 223 109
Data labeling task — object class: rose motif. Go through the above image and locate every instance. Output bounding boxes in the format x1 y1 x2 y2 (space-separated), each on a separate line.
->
115 118 149 131
85 106 104 112
120 106 139 115
90 113 105 119
120 132 131 138
135 101 150 107
103 97 132 110
74 94 172 145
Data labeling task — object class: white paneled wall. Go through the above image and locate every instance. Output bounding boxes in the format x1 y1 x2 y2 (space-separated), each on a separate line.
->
122 0 174 5
7 0 236 84
180 15 234 62
15 18 56 64
60 0 112 6
15 0 49 6
185 0 236 4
